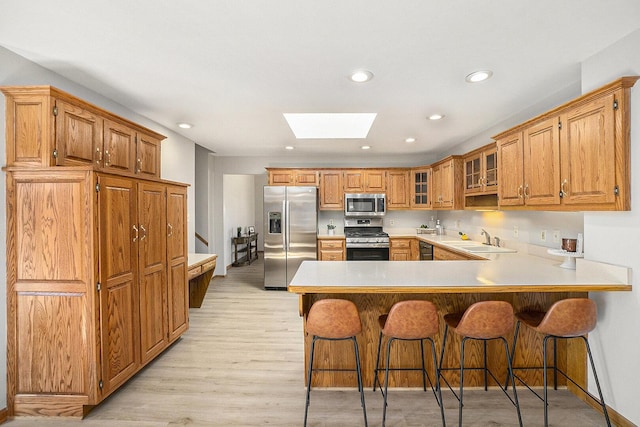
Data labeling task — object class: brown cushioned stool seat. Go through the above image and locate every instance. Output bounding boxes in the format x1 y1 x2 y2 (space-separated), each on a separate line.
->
373 300 445 426
440 301 522 427
304 299 367 426
510 298 610 427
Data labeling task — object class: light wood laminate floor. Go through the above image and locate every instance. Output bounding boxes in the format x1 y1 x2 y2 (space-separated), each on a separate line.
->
5 257 611 426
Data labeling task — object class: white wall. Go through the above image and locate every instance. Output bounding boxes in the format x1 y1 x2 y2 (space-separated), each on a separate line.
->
195 144 215 253
222 175 256 270
579 28 640 424
0 46 197 412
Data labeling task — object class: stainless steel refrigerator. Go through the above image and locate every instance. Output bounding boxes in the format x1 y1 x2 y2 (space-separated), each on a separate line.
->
263 186 318 290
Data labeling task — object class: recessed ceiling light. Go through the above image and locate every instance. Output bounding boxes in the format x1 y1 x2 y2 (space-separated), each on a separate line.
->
283 113 377 139
350 70 374 83
428 114 445 120
405 137 416 143
361 145 371 150
465 70 493 83
285 146 294 150
177 122 193 129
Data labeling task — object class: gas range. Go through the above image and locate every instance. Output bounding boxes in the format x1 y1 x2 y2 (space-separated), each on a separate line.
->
344 218 389 248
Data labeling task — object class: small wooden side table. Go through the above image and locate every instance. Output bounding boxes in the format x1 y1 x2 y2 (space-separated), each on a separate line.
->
232 233 259 266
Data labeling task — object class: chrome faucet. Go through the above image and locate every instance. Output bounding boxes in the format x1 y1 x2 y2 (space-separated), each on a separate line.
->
493 236 501 247
481 229 491 245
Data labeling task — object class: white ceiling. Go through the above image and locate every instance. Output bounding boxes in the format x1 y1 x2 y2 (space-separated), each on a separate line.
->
2 1 640 157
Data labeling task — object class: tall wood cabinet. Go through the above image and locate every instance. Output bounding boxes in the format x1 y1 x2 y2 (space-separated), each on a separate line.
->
2 86 189 417
495 76 638 211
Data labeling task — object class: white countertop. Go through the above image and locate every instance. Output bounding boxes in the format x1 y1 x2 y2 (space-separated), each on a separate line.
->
288 250 631 294
188 253 218 267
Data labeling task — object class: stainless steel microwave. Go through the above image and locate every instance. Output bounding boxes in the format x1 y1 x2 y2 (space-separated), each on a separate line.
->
344 193 386 217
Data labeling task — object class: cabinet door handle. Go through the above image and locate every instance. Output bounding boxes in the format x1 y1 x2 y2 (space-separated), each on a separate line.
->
140 225 147 241
132 225 139 242
167 223 173 237
104 150 111 167
96 147 103 166
136 158 142 173
561 179 569 196
517 185 523 199
524 184 530 198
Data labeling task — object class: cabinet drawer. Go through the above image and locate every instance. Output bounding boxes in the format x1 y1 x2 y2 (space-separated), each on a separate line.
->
390 239 411 249
320 250 344 261
188 265 202 280
319 239 344 249
202 260 217 272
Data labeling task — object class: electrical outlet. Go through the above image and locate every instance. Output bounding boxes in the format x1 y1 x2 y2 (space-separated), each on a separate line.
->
540 230 547 242
389 219 395 226
553 230 560 243
513 225 519 238
329 219 334 226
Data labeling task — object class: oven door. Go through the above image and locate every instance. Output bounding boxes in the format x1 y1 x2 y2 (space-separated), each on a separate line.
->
346 246 390 261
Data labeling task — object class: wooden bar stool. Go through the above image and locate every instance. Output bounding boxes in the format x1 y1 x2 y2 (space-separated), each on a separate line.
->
510 298 611 427
373 300 445 427
440 301 522 427
304 299 367 427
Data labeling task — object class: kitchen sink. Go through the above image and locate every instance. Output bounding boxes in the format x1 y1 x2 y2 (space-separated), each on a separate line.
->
433 239 517 253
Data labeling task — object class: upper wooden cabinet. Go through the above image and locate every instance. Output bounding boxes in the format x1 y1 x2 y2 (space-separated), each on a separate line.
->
266 168 319 186
499 116 560 207
386 169 411 209
494 76 638 211
136 132 162 177
410 167 432 210
464 143 497 195
343 169 386 193
2 86 165 178
103 118 136 172
432 156 464 210
463 143 498 209
319 170 344 210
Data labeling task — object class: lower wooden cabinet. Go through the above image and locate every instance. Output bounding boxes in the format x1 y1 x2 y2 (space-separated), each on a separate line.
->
433 245 483 261
6 168 188 417
390 238 419 261
318 238 345 261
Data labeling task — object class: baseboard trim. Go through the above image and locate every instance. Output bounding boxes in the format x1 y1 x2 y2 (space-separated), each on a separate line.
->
0 407 8 424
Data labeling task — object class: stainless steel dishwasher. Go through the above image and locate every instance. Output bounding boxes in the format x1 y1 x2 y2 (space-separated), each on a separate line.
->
419 241 434 260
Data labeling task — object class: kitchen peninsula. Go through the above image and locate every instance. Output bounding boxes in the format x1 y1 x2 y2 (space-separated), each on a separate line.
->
288 250 630 401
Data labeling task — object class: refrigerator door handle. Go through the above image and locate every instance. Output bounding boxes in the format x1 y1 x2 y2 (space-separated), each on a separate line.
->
282 200 287 250
286 200 291 251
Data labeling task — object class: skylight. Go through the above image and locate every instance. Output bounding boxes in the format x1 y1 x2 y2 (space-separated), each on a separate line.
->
283 113 377 139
